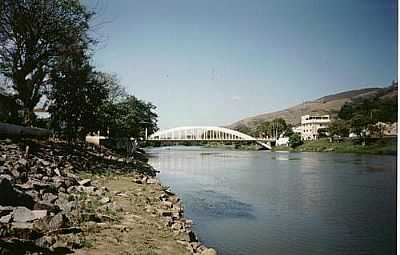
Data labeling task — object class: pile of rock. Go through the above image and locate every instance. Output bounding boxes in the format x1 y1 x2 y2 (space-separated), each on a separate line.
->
135 175 217 255
0 138 215 254
0 140 118 254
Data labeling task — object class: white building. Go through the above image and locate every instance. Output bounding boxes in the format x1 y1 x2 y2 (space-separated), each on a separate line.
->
292 126 303 134
33 109 50 119
276 133 290 146
375 122 397 136
300 114 331 140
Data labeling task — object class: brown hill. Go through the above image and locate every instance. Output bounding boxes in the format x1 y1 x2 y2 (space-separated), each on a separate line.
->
228 85 396 129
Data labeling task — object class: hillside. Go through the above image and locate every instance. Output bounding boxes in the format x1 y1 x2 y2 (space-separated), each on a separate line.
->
228 85 397 129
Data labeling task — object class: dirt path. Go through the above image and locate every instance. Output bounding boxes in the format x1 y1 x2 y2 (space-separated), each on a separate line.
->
75 174 197 255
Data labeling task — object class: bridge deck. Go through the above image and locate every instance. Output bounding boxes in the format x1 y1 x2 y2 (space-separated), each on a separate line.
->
147 126 275 149
146 138 275 142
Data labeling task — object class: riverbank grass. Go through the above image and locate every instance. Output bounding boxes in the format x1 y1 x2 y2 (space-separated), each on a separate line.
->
274 137 397 155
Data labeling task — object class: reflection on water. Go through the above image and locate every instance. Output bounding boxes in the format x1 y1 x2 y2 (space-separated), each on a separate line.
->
186 190 255 219
147 146 396 255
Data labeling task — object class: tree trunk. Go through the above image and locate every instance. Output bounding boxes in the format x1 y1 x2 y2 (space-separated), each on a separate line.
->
23 108 33 127
0 122 51 137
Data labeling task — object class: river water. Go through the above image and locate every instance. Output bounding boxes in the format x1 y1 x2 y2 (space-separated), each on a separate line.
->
146 146 396 255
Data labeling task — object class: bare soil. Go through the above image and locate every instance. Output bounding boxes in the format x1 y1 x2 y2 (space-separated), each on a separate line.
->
75 174 192 255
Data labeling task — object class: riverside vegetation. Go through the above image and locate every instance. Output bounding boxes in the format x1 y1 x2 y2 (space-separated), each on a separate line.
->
0 0 158 141
273 137 397 155
231 84 398 155
0 2 218 254
0 138 216 255
204 137 397 155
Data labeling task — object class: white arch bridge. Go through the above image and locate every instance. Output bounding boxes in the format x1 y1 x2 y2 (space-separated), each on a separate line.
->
147 126 273 150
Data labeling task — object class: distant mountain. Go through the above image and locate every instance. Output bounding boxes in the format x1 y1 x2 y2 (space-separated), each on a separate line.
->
228 84 397 130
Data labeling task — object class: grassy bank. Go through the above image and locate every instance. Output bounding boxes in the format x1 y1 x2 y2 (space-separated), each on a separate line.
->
274 137 397 155
148 138 397 155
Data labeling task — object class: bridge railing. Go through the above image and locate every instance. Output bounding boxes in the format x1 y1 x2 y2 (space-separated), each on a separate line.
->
147 126 275 142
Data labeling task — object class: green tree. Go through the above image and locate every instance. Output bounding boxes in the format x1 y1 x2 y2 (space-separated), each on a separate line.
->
256 121 271 137
337 89 397 125
289 133 303 148
96 73 127 104
328 120 350 137
367 123 383 138
338 103 354 120
0 0 94 125
234 124 254 136
373 97 397 123
101 95 158 139
283 124 294 137
256 118 287 138
49 51 108 141
0 76 21 123
271 118 287 137
350 114 369 136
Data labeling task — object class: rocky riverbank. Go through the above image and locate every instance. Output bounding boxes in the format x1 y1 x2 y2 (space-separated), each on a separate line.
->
75 174 216 255
0 139 216 255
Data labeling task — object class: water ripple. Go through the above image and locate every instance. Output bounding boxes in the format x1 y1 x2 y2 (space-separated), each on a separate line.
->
187 190 255 219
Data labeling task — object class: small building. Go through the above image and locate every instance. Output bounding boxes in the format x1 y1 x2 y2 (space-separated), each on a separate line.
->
85 133 107 146
33 108 50 119
276 133 290 146
375 122 397 136
349 132 358 138
292 126 302 134
300 114 331 140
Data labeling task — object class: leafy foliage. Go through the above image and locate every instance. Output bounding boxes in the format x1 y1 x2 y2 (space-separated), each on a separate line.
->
234 124 255 136
49 52 109 141
255 118 289 138
0 77 22 123
335 83 397 137
0 0 159 142
289 133 303 148
338 90 397 124
328 119 350 137
0 0 93 125
100 95 158 139
367 123 384 137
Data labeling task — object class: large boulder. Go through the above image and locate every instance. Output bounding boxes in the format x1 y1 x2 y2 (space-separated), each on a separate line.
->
0 177 35 208
42 193 58 204
78 179 91 186
0 206 13 217
201 248 217 255
47 213 67 231
0 214 12 223
12 207 47 223
54 196 78 214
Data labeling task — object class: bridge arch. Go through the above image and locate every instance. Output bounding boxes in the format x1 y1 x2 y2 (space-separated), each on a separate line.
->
147 126 271 149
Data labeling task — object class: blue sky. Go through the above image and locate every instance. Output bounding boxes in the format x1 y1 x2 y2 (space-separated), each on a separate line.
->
85 0 397 129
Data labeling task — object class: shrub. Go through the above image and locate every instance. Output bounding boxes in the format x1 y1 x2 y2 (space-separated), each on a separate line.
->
289 133 303 148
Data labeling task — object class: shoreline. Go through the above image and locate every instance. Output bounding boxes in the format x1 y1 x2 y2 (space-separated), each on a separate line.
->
0 139 215 255
76 171 216 255
273 137 397 155
199 137 397 155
